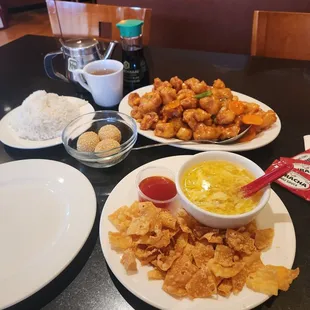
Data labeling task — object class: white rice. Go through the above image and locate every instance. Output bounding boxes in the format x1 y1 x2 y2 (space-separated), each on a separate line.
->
10 90 87 141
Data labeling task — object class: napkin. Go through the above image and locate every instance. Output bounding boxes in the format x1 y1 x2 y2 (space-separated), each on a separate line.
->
304 135 310 150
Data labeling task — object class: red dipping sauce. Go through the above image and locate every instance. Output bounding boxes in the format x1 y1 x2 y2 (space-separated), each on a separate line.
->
138 176 177 208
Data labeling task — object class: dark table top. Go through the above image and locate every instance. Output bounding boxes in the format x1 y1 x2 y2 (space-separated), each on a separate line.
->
1 35 310 310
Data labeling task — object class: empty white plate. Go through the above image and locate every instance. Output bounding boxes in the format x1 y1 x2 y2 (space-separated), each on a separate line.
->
0 159 96 309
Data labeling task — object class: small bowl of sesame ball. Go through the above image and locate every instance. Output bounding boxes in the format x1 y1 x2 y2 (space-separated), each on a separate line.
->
62 110 137 168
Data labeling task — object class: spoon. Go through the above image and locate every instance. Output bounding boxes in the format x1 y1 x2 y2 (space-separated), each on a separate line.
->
132 126 252 151
240 161 294 198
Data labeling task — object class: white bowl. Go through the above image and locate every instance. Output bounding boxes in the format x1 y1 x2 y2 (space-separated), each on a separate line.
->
176 151 271 229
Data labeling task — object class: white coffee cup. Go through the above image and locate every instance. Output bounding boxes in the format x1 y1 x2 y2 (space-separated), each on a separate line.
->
75 59 123 107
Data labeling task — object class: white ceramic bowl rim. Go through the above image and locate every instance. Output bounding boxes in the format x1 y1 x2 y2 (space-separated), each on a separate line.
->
176 151 271 219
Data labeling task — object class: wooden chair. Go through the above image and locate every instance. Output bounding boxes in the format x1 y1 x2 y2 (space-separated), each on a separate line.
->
46 0 152 45
251 11 310 61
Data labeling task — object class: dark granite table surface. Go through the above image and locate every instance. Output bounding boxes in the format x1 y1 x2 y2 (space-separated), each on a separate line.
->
0 35 309 310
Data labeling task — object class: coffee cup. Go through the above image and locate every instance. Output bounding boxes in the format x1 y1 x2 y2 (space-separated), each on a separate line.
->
75 59 123 107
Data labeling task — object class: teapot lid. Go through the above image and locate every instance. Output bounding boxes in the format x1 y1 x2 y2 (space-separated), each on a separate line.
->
61 38 101 56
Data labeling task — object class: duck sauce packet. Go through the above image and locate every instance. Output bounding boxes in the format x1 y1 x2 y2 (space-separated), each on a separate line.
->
266 159 310 201
292 149 310 162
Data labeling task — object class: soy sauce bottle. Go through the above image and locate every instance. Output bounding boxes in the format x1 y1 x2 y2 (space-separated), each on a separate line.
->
116 19 149 94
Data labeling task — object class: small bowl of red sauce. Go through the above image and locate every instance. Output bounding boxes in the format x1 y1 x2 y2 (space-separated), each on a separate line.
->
136 166 177 208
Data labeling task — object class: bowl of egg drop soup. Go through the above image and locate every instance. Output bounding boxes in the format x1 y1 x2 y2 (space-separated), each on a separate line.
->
176 151 271 229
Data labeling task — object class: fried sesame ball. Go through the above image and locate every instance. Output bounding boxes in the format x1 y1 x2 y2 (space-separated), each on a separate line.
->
77 131 100 152
94 139 120 157
98 124 121 143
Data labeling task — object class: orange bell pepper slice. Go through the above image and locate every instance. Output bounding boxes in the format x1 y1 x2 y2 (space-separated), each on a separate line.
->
242 114 264 125
239 126 257 143
228 101 245 115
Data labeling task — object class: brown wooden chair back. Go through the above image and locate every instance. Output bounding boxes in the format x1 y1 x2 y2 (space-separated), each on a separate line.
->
251 10 310 60
46 0 152 45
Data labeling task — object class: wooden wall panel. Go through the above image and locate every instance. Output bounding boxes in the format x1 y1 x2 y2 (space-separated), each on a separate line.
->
7 0 44 9
98 0 310 54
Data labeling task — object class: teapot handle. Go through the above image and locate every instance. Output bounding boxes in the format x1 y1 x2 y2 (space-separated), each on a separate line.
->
44 51 69 82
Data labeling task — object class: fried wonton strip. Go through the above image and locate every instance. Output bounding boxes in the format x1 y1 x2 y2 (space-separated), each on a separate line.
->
192 242 214 267
121 249 137 273
208 258 244 278
254 228 274 250
232 268 247 295
218 278 233 297
185 267 217 298
265 265 299 291
226 229 256 255
163 255 198 297
214 245 234 267
246 266 279 296
108 232 132 251
242 251 264 274
148 268 166 280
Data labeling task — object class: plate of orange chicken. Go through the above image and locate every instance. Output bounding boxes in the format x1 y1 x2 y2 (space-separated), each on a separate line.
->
118 77 281 152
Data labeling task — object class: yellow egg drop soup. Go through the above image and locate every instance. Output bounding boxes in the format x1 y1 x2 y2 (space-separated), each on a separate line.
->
181 161 263 215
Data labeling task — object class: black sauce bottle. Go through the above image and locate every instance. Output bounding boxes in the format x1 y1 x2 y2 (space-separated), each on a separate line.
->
116 19 149 94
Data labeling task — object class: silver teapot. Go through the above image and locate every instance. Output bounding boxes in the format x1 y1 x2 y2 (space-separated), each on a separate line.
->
44 38 117 84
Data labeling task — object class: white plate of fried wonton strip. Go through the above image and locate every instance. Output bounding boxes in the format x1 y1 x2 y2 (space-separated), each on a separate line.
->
100 155 297 310
118 85 281 152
